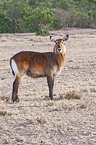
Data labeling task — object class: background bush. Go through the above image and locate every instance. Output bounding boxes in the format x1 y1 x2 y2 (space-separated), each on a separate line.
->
0 0 96 35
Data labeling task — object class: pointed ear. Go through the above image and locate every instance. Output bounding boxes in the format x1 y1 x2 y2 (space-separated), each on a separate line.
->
50 35 55 42
63 35 69 41
50 35 58 44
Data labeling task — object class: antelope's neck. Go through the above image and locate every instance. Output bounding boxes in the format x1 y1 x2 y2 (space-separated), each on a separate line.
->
56 52 66 68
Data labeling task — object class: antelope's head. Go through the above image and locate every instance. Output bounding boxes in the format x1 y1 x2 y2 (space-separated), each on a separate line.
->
50 35 69 54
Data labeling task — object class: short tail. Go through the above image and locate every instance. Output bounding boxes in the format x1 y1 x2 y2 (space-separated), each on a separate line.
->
10 59 19 76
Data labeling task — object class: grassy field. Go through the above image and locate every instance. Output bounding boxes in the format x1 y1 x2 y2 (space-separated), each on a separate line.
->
0 28 96 144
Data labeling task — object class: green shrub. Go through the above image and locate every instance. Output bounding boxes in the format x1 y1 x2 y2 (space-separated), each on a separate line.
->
0 0 95 34
0 13 12 33
24 7 56 35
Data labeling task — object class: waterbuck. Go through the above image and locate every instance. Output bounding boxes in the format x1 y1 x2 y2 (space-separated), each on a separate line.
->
10 35 69 102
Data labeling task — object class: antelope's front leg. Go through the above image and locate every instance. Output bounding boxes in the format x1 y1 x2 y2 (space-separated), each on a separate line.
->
12 76 20 102
47 75 54 100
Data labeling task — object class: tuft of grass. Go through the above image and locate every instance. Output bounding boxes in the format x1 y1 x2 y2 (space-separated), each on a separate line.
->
90 88 96 93
43 95 50 100
80 104 88 109
3 138 9 144
58 94 64 100
16 137 23 142
62 104 75 111
65 90 83 100
37 116 47 124
0 111 12 116
69 59 74 62
81 89 88 93
77 103 90 110
46 102 55 107
0 96 11 102
2 40 7 42
30 38 34 41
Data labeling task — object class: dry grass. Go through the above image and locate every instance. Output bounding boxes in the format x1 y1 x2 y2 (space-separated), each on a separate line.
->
90 87 96 92
0 95 11 102
65 90 83 100
37 115 48 124
0 111 11 116
0 28 96 144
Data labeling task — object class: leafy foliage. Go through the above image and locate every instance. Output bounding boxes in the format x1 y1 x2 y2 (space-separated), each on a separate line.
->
24 7 56 35
0 0 96 34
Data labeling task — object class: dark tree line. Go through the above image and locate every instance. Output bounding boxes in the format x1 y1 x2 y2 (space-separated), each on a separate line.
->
0 0 96 35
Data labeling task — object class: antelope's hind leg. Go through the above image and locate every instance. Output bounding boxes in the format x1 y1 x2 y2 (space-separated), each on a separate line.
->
12 76 20 102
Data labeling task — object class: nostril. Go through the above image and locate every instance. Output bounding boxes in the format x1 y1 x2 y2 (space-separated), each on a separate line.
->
57 48 61 52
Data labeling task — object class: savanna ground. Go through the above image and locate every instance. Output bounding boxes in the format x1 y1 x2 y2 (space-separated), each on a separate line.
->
0 28 96 145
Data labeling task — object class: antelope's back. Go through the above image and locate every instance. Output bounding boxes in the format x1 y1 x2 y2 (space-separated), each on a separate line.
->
10 51 60 76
